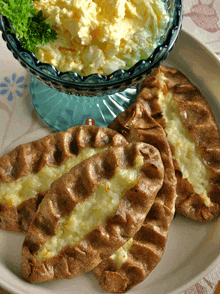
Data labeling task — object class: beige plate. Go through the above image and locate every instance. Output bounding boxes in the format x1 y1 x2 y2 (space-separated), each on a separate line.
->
0 29 220 294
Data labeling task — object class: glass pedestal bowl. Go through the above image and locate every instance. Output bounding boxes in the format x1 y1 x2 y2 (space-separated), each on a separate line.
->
0 0 182 131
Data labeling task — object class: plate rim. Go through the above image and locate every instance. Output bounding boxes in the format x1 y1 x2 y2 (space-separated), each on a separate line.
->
164 28 220 294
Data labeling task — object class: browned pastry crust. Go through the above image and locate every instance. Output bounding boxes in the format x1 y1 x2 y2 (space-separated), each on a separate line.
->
21 142 164 283
0 126 128 232
136 65 220 222
93 102 176 293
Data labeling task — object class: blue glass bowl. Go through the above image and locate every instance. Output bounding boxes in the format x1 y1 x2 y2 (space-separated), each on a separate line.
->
0 0 182 131
0 0 182 97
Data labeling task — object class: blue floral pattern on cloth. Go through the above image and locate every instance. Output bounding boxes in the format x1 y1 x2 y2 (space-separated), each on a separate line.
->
0 73 28 101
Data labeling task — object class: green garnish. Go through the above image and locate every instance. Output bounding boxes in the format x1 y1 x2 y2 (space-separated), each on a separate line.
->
0 0 57 54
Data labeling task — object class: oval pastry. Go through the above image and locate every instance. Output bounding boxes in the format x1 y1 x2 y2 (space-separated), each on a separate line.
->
136 65 220 222
93 102 176 293
0 126 128 232
21 142 164 283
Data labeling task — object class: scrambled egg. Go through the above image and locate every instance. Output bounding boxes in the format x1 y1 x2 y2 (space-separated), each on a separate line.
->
33 0 170 75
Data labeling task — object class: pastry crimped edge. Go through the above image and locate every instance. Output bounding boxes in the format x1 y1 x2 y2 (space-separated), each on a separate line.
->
136 65 220 222
93 102 177 293
0 125 128 232
21 142 164 283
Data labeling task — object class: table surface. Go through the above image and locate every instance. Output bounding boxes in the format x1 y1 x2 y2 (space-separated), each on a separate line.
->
0 0 220 293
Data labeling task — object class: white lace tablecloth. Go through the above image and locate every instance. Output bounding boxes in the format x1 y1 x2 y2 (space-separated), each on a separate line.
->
0 0 220 294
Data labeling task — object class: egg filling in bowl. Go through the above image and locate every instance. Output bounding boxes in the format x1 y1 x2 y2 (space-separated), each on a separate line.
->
33 0 170 75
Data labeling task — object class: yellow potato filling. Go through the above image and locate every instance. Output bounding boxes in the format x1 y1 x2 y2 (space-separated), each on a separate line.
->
0 148 105 207
36 154 144 261
157 73 211 206
110 238 133 268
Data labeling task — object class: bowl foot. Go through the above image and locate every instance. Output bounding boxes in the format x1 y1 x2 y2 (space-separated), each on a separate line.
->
30 77 137 131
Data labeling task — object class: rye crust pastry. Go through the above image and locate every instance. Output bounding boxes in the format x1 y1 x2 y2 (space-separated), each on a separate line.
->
136 65 220 222
0 126 128 232
93 102 176 293
21 142 164 283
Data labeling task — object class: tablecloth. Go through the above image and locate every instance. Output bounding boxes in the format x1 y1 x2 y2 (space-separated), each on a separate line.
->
0 0 220 293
